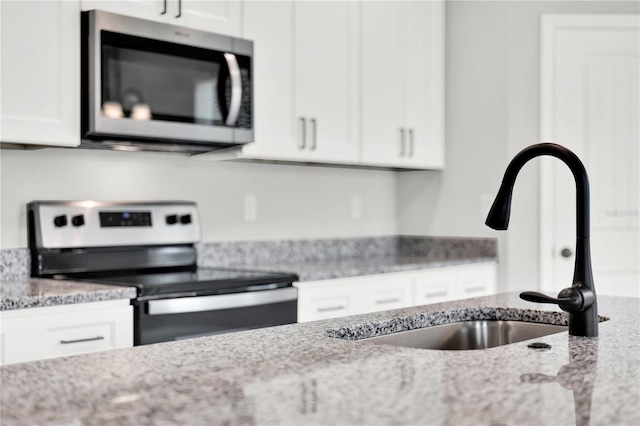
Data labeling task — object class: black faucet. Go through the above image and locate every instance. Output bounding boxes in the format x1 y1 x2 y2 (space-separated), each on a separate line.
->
485 143 598 337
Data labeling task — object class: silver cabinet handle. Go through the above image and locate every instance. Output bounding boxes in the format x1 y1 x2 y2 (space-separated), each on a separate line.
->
408 129 414 157
161 0 167 15
375 298 401 305
309 118 317 151
425 291 448 298
299 117 307 149
223 53 242 126
60 336 105 345
465 286 486 294
176 0 182 18
399 128 406 156
148 287 297 315
317 305 346 313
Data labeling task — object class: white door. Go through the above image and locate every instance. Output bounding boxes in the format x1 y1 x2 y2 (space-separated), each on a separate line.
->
540 15 639 297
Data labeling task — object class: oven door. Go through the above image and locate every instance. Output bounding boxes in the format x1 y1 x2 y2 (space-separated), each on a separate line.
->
82 10 253 150
134 287 297 345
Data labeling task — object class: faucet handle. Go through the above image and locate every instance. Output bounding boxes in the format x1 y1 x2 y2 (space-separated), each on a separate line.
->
520 289 584 313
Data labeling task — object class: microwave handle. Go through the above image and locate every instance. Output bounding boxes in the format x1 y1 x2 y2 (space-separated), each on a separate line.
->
223 53 242 127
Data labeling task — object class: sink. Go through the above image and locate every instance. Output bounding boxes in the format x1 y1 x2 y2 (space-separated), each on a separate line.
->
358 320 567 350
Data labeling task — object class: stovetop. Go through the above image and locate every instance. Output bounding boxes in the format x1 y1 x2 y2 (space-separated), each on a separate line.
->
64 267 299 299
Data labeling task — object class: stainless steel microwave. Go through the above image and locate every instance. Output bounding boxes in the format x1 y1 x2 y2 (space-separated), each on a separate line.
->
81 10 253 153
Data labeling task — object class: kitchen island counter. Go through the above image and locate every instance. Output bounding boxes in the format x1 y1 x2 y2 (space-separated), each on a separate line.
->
1 292 638 425
0 278 136 311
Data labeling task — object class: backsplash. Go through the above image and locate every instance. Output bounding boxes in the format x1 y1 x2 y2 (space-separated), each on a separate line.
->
0 248 30 280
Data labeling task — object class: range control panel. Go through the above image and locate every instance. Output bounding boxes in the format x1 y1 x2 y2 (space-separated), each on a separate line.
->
29 201 202 249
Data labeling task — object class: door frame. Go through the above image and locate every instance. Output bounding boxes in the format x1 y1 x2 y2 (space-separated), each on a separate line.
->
539 14 639 291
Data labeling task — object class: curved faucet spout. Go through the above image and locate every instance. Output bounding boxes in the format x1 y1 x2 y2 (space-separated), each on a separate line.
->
486 143 598 337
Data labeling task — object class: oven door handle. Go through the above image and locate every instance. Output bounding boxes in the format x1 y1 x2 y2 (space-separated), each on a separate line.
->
223 52 242 127
147 287 297 315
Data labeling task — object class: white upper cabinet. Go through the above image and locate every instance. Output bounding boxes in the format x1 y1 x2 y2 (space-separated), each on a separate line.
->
291 1 360 164
239 1 298 161
0 1 80 147
360 1 445 169
80 0 242 36
239 1 360 165
80 0 165 21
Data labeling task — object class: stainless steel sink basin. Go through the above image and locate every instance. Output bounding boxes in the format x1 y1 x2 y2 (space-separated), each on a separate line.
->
359 320 567 350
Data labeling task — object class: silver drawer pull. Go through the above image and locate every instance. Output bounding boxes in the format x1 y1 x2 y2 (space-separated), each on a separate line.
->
465 286 486 294
375 298 401 305
60 336 105 345
425 291 448 298
317 306 346 313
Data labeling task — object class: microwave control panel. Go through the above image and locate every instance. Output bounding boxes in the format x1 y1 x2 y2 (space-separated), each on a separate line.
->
29 201 202 249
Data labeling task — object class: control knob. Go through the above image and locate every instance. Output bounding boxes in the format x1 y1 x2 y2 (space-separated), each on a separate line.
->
166 214 178 225
180 214 192 224
71 215 85 227
53 215 68 227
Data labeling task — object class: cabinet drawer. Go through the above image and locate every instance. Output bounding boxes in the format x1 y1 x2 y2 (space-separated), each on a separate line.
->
1 301 133 365
29 305 133 360
455 263 498 300
413 274 455 305
358 278 413 314
41 321 117 359
298 294 352 322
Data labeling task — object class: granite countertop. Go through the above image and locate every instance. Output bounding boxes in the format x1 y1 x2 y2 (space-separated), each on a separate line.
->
0 278 137 311
2 292 638 425
197 236 498 281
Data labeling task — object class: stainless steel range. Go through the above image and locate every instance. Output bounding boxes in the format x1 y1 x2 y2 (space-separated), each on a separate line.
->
28 201 298 345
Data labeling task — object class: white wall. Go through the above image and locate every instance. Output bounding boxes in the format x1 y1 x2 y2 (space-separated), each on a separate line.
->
397 1 639 292
0 148 398 248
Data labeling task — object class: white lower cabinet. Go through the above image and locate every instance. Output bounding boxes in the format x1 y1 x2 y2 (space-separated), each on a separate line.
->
0 299 133 365
296 263 497 322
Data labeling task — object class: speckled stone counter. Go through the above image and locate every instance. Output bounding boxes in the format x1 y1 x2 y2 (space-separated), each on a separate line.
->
198 236 497 281
0 278 137 311
1 236 497 283
2 292 638 425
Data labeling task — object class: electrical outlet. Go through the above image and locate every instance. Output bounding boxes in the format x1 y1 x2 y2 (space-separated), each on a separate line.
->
244 195 257 222
350 195 363 220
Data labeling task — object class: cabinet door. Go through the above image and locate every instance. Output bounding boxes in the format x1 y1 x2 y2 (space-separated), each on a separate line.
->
360 1 445 169
403 1 445 169
360 2 406 167
0 316 28 366
240 1 299 160
0 1 80 147
80 0 166 21
171 0 241 36
292 1 359 164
